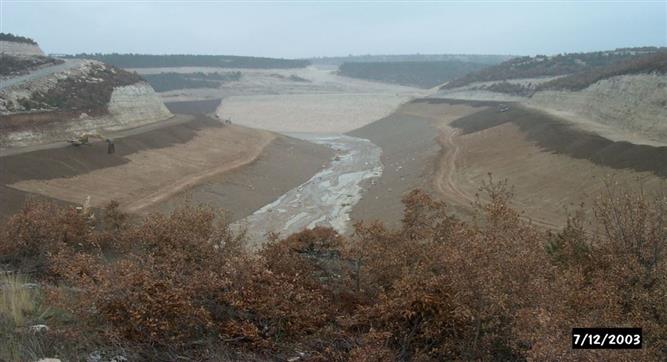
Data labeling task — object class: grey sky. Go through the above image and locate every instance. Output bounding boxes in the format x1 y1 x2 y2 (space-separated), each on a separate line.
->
2 1 665 58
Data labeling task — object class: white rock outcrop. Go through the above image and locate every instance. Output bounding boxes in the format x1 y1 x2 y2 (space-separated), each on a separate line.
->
0 83 173 148
105 82 172 130
0 40 44 56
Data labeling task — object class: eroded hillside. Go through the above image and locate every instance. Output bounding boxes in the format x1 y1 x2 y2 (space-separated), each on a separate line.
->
1 56 172 149
435 49 667 145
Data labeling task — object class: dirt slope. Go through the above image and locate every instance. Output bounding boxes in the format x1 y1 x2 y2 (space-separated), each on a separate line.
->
350 99 666 228
0 116 273 216
149 135 332 222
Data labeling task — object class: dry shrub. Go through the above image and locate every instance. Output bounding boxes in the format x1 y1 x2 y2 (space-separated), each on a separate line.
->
0 179 664 361
348 182 548 360
0 200 94 274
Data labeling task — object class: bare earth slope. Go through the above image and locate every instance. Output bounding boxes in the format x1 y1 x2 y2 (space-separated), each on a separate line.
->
350 99 666 228
348 102 483 227
526 73 667 145
0 116 268 216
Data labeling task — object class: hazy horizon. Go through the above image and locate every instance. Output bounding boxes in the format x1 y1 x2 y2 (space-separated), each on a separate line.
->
2 1 665 58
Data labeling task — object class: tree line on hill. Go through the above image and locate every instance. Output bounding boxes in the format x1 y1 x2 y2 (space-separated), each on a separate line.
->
442 47 666 90
0 33 37 45
537 50 667 91
61 53 310 69
142 71 242 92
338 60 490 88
312 53 512 66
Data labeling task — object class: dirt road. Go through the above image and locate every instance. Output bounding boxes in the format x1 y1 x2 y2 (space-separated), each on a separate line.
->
433 124 560 229
235 134 382 248
433 127 474 206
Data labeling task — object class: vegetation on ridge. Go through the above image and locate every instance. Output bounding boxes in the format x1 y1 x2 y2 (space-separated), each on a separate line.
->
13 64 143 114
338 60 489 88
0 55 63 76
62 53 310 69
142 71 242 92
537 50 667 91
441 47 665 90
0 33 37 45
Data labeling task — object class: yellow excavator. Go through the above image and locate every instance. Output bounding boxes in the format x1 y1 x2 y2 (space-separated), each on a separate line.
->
68 132 115 154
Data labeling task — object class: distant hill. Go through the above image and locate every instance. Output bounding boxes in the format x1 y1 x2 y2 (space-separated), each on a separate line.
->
311 53 512 66
142 71 242 92
441 47 665 90
338 60 491 88
61 53 310 69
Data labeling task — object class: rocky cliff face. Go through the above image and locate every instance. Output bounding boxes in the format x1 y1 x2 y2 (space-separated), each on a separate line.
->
0 40 45 56
105 83 172 129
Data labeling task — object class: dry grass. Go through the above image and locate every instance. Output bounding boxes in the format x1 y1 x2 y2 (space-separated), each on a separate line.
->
0 273 52 362
0 273 39 327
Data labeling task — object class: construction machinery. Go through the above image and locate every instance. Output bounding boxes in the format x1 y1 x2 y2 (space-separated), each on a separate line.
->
68 132 115 154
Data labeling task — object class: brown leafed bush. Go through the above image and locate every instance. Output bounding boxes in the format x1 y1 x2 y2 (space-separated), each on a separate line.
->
0 200 95 274
0 179 665 360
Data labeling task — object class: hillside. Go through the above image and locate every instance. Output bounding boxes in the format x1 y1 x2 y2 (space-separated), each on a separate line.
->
0 55 63 76
338 60 490 88
536 50 667 91
310 53 512 66
441 47 664 90
434 49 667 145
62 53 310 69
0 59 172 149
142 71 242 92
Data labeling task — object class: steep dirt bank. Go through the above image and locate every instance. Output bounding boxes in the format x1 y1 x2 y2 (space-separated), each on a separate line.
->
418 99 666 227
149 135 333 222
435 99 667 177
0 116 274 217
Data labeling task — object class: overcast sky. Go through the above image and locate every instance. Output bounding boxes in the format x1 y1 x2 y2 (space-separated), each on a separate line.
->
2 1 665 58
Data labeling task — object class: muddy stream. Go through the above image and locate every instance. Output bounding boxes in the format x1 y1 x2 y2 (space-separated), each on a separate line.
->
233 134 382 247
